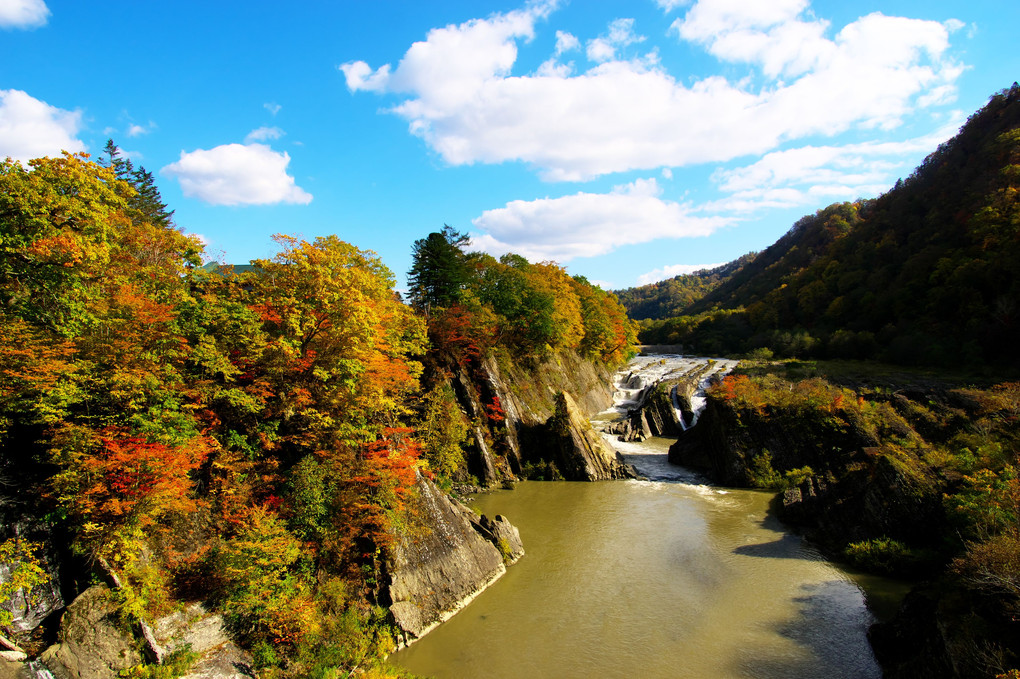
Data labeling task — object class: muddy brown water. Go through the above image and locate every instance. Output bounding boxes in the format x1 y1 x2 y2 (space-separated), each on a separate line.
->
392 437 909 679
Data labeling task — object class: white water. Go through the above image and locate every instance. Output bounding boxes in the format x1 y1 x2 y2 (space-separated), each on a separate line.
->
596 354 738 433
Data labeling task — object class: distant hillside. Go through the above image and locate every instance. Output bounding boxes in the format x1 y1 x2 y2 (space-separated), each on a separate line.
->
615 253 755 320
640 83 1020 368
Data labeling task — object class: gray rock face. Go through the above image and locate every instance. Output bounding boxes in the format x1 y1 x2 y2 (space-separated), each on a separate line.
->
152 603 254 679
387 476 523 642
470 514 524 564
550 392 633 481
39 585 141 679
0 561 62 637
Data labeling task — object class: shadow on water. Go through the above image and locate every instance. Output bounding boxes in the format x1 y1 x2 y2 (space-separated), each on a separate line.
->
732 533 813 560
734 580 881 679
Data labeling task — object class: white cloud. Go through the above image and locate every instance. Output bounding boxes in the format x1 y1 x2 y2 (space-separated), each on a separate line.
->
126 121 156 137
943 18 965 33
341 1 963 182
162 143 312 206
655 0 691 12
586 18 645 63
0 89 85 163
703 118 964 213
555 30 579 55
637 262 726 286
264 102 282 116
470 177 729 262
245 126 284 143
0 0 49 29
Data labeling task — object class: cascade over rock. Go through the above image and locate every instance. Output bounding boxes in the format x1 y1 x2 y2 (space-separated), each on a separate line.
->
386 475 524 642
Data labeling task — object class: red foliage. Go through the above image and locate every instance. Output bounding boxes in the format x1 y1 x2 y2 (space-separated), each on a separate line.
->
485 396 505 424
78 429 210 529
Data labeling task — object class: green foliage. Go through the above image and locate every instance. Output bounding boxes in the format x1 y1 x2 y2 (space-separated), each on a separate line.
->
118 646 200 679
746 450 784 489
784 466 814 487
0 539 50 627
614 254 756 320
844 537 933 575
946 465 1020 541
407 225 471 314
415 383 468 481
218 505 317 647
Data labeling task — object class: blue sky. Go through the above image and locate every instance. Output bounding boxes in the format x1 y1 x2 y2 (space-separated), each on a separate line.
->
2 0 1017 290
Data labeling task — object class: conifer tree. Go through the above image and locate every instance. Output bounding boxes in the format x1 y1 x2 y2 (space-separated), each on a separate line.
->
407 225 471 315
101 139 175 228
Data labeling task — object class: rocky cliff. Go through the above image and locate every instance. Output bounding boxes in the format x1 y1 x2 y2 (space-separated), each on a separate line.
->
668 388 944 549
548 393 633 481
442 349 622 483
385 475 524 643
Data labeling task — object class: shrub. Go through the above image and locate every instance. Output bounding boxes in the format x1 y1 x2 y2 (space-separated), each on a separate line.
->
747 450 784 489
844 537 933 575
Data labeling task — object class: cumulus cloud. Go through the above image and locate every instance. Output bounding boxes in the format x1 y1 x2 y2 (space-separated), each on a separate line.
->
0 0 49 29
470 178 728 262
245 126 284 143
554 30 579 55
0 89 85 163
264 102 282 116
340 1 963 182
637 262 726 286
162 143 312 206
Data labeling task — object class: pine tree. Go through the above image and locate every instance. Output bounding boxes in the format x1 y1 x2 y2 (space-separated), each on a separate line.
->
129 166 175 228
407 225 471 315
101 140 174 228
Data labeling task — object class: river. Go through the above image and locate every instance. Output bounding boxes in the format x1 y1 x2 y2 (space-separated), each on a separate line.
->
392 356 908 679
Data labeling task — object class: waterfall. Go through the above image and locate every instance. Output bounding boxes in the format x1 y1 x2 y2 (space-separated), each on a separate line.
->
600 354 739 429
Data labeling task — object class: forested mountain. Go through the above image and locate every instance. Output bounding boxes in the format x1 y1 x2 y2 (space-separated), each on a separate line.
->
641 84 1020 368
614 253 755 321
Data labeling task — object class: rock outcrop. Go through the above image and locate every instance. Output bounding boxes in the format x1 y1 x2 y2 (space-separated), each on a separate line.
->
386 475 524 643
669 390 944 549
38 585 141 679
152 603 254 679
549 392 634 481
0 554 63 639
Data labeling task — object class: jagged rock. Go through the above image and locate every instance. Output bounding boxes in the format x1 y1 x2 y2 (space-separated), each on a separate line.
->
550 392 633 481
152 603 254 679
0 658 28 679
386 475 523 642
39 585 141 679
470 515 524 564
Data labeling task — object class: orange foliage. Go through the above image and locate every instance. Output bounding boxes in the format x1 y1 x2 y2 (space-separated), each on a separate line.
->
77 429 210 530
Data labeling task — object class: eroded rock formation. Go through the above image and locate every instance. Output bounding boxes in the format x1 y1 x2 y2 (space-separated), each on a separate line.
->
386 475 524 643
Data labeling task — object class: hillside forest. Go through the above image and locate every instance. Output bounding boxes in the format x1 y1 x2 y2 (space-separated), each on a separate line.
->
627 85 1020 371
0 149 634 677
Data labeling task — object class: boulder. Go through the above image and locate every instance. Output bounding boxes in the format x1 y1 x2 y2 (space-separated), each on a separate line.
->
470 515 524 564
152 603 254 679
39 585 141 679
